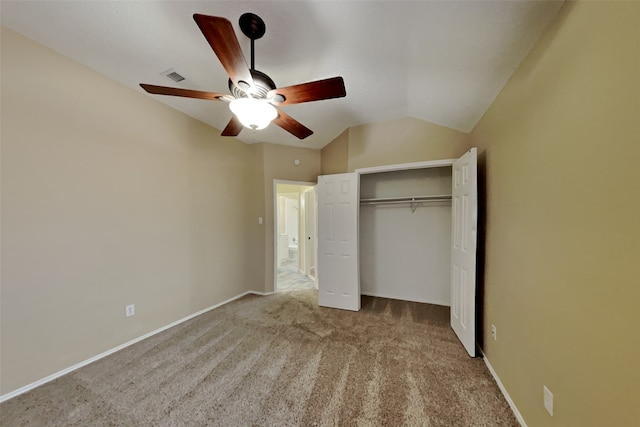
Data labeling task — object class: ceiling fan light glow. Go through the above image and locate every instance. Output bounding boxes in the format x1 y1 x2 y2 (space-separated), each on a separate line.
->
229 98 277 130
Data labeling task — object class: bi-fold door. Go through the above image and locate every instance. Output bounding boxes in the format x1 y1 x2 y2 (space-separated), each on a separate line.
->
317 148 478 356
316 173 360 311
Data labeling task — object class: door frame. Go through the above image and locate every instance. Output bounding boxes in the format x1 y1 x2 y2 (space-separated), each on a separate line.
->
355 158 456 175
273 179 316 292
303 187 318 284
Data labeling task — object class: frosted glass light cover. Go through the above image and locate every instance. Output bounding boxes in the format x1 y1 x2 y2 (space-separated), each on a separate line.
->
229 98 278 130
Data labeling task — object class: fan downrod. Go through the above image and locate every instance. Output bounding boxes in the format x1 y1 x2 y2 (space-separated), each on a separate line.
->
239 13 265 72
234 12 274 99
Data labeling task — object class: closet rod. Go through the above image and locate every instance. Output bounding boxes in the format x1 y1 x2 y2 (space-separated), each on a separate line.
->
359 195 452 205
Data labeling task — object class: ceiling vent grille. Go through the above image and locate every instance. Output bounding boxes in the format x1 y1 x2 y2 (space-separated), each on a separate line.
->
163 69 185 82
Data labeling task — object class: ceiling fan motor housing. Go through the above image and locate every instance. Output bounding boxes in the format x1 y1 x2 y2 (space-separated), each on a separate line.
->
228 69 278 100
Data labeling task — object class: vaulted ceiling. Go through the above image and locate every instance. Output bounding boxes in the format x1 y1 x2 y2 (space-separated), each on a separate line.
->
1 1 564 149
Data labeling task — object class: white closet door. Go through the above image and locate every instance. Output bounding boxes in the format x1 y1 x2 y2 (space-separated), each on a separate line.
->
317 173 360 311
451 148 478 357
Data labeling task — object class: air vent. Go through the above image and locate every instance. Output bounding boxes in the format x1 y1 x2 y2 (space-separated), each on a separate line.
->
166 71 185 82
161 69 186 83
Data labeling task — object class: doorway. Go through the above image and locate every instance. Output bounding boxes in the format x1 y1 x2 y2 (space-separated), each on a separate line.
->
274 181 317 292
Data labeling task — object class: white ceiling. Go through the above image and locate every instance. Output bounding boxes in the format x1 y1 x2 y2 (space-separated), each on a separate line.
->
1 1 564 149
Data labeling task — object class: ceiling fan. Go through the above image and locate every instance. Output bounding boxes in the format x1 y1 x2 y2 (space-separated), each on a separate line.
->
140 13 346 140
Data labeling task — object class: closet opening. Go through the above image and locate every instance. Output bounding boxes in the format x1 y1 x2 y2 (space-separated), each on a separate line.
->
359 166 453 305
317 149 478 356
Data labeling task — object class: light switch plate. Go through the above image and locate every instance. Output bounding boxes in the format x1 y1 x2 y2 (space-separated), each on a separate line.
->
543 385 553 416
125 304 135 317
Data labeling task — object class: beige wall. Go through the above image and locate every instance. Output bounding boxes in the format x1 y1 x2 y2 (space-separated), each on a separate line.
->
320 129 349 175
255 143 321 293
0 27 261 394
471 2 640 426
320 117 470 174
347 117 470 171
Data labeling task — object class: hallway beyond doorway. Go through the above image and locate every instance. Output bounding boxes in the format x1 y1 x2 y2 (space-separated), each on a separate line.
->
275 181 316 292
277 259 315 292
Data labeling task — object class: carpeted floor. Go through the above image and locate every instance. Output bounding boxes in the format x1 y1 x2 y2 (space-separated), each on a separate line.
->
0 290 517 426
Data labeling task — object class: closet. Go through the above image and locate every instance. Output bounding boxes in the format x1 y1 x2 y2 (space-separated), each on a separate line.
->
317 148 478 356
360 165 452 305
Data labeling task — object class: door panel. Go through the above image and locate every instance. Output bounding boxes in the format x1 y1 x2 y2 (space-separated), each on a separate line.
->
451 148 478 357
317 173 360 311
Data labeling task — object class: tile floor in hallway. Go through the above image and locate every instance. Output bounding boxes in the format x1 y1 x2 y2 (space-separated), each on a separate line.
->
277 258 315 292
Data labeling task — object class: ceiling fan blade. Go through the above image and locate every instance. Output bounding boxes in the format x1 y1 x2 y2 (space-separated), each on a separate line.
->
140 84 231 101
221 116 243 137
193 14 254 90
268 77 346 106
274 109 313 140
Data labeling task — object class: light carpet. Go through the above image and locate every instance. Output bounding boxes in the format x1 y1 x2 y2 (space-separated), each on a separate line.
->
0 290 517 426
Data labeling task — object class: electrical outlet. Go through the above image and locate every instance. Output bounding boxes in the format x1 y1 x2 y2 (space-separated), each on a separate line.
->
543 385 554 416
491 324 497 340
125 304 135 317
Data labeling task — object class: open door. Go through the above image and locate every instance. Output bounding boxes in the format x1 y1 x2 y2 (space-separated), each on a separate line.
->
451 148 478 357
317 173 360 311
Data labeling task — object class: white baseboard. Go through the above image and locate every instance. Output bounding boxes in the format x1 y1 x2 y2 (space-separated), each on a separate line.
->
481 351 528 427
0 289 266 403
251 290 276 296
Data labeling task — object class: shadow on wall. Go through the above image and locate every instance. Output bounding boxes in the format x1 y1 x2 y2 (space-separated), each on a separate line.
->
476 148 488 351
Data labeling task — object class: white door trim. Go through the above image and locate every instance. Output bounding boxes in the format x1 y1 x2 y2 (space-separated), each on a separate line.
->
303 187 318 282
356 159 455 175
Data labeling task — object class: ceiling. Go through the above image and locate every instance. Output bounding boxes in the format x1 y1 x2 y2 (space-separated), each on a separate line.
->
1 1 564 149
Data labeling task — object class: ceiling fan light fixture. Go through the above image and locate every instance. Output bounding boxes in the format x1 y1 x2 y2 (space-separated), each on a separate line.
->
141 14 345 139
229 97 278 130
